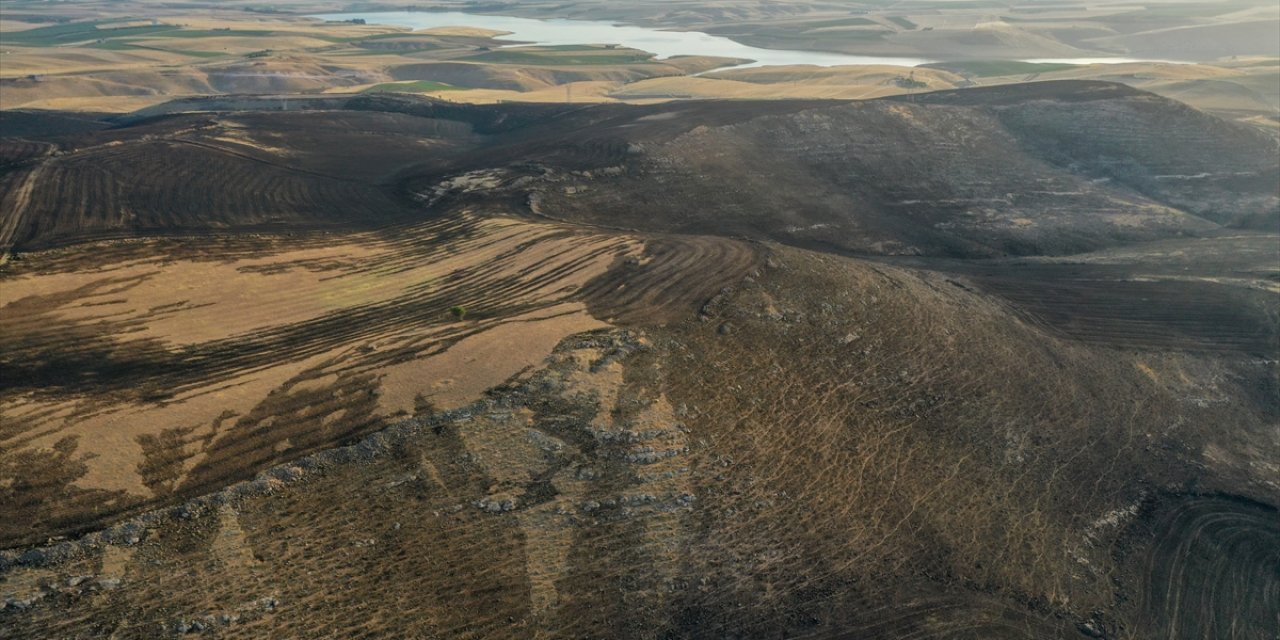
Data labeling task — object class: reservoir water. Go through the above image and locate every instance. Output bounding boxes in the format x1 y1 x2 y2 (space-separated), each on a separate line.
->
311 11 935 69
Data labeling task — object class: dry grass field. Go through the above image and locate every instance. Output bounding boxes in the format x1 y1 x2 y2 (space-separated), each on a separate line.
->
2 0 1276 128
0 217 618 499
0 207 760 547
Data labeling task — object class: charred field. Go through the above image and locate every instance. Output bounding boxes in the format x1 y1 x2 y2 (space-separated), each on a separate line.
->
0 81 1278 639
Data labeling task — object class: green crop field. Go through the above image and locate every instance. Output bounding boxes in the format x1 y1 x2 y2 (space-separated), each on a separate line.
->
145 28 276 39
86 39 228 57
887 16 918 30
923 60 1083 77
464 48 655 65
362 80 467 93
800 17 879 29
0 20 176 46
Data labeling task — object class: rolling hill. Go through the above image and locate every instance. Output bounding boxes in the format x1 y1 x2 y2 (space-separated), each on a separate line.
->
3 81 1276 257
0 80 1277 639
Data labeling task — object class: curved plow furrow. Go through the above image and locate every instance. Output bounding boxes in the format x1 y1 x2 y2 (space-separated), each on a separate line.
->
1125 497 1280 640
580 235 761 325
0 211 726 545
971 274 1277 355
10 141 414 251
0 139 54 169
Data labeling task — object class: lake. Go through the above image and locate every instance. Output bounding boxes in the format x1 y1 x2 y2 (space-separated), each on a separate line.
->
311 11 935 70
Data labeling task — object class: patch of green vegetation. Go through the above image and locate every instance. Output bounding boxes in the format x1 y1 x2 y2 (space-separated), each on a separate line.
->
161 47 229 59
0 18 331 50
894 73 927 89
886 16 918 30
344 32 412 42
999 14 1088 23
330 49 403 57
333 32 443 45
463 48 654 65
809 29 891 42
1007 3 1087 13
350 38 449 53
719 20 890 42
157 27 348 43
1132 2 1249 18
83 38 227 57
1094 2 1253 25
922 60 1082 77
0 14 72 25
0 20 176 47
85 38 142 50
449 305 467 320
149 29 275 39
803 17 878 29
893 0 1003 9
530 44 616 51
363 80 467 93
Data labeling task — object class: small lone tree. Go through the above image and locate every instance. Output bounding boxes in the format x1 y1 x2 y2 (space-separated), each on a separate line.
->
450 305 466 320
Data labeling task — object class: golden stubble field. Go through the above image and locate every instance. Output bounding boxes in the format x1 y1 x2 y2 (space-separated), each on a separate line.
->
0 192 760 546
0 214 634 539
2 1 1276 128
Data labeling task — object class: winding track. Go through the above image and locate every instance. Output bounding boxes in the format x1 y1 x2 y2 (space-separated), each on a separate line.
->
580 235 760 325
0 159 47 253
1126 496 1280 640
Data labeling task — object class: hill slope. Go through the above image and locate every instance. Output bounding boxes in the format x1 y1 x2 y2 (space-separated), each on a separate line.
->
2 243 1275 639
0 81 1277 639
2 82 1275 256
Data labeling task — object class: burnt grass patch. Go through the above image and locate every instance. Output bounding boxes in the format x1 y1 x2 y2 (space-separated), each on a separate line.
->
0 82 1276 638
